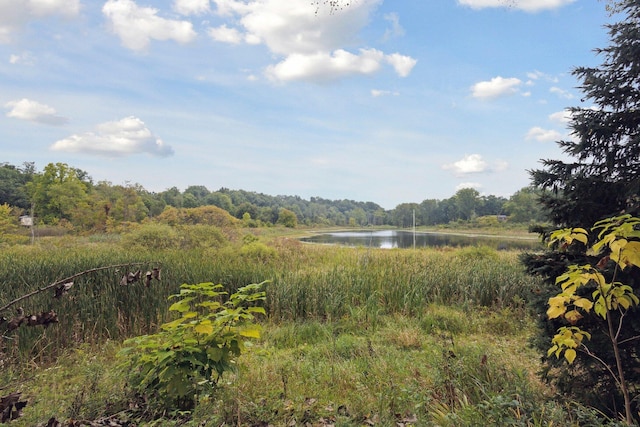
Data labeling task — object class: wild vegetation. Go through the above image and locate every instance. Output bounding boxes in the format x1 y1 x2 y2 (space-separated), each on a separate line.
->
1 227 628 426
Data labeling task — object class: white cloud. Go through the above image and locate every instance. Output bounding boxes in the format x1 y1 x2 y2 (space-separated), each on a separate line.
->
0 0 79 43
5 98 68 125
550 86 574 99
207 0 416 82
549 109 572 124
471 76 521 99
443 154 488 175
526 126 562 142
173 0 211 15
385 53 417 77
383 12 405 40
371 89 399 97
265 48 385 82
456 182 482 191
9 51 35 65
208 25 243 44
102 0 197 51
51 116 174 158
458 0 575 12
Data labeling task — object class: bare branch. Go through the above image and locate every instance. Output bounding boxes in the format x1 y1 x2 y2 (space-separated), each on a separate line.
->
0 262 154 314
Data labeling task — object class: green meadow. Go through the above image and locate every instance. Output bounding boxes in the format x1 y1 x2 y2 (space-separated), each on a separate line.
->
0 227 620 426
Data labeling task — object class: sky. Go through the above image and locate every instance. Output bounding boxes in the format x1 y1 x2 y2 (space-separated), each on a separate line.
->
0 0 614 209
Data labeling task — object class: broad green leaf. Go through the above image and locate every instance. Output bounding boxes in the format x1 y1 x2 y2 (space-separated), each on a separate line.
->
594 298 608 318
169 297 195 313
162 317 186 330
194 321 214 335
239 325 262 338
207 347 224 362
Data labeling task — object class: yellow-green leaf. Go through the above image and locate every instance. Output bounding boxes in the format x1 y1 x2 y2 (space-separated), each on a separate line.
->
194 322 213 335
564 349 577 364
239 326 262 338
618 241 640 269
573 297 593 312
547 295 568 319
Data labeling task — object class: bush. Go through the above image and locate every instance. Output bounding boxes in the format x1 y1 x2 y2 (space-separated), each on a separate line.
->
119 281 267 413
120 223 181 249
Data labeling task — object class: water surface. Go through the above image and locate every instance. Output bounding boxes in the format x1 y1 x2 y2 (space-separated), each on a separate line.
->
300 230 541 250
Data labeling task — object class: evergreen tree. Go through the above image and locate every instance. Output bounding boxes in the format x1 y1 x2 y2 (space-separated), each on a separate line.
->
531 1 640 226
525 1 640 419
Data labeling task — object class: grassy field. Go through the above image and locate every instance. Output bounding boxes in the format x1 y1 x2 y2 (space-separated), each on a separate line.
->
0 226 619 426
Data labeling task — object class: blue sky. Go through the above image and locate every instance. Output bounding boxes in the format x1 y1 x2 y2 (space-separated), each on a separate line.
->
0 0 612 209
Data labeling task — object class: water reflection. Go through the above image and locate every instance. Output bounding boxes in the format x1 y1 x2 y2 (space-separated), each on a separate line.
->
300 230 541 250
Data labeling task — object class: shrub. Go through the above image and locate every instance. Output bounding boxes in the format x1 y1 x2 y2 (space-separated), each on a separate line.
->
119 281 267 413
120 223 181 249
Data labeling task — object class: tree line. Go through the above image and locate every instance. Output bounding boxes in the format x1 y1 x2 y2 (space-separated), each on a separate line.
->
0 160 545 231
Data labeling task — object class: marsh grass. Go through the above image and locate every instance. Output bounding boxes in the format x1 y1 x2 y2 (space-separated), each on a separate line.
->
0 237 538 362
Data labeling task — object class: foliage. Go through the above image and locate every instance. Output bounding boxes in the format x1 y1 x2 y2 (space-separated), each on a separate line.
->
25 162 92 225
0 162 33 210
545 215 640 424
120 223 182 249
119 281 266 412
0 203 19 235
0 161 548 228
277 208 298 228
502 186 546 223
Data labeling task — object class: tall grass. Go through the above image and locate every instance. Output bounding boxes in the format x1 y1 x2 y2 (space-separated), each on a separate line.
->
0 236 541 361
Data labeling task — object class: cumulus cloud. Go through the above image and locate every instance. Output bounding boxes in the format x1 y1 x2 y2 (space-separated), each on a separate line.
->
208 25 243 44
526 126 562 142
0 0 79 43
103 0 197 51
471 76 522 99
443 154 488 175
266 48 390 82
458 0 575 12
385 53 417 77
173 0 211 15
51 116 174 158
5 98 68 125
207 0 416 82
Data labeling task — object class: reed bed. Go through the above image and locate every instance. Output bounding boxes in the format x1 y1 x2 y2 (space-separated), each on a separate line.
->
0 238 541 361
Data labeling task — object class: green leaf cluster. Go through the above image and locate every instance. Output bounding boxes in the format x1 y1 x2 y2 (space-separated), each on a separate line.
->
119 281 267 412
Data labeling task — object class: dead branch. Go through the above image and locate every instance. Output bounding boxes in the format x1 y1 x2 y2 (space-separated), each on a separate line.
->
0 263 156 315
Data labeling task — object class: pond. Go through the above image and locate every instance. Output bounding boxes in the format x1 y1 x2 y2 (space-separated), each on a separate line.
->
300 230 542 251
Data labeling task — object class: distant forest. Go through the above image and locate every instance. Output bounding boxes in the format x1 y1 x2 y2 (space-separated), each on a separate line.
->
0 161 547 230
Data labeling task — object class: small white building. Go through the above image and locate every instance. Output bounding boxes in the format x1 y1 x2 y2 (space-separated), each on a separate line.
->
19 215 33 227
